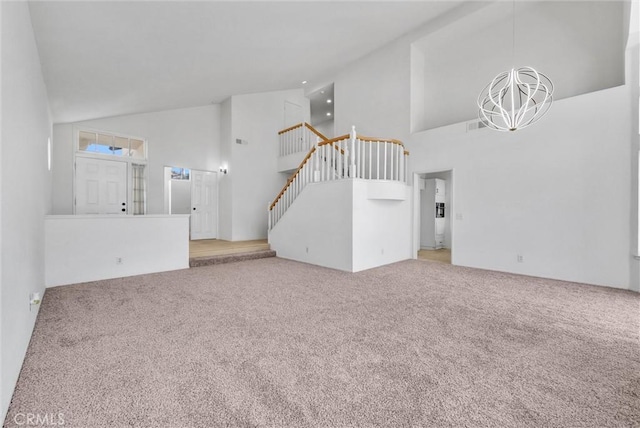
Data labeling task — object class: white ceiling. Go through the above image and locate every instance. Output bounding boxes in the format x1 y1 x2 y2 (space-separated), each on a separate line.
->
28 1 466 123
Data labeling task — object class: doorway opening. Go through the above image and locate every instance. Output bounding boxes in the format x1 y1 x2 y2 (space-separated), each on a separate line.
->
413 170 454 264
164 166 218 240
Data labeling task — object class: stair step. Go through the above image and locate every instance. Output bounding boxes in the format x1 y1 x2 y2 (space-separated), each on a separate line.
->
189 249 276 268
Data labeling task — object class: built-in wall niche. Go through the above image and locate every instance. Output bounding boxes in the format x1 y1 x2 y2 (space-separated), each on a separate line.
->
409 1 624 132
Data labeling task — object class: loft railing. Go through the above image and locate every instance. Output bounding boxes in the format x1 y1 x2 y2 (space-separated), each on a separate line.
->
278 122 329 156
268 126 409 230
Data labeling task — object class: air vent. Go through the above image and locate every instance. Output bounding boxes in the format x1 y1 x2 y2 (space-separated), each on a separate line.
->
467 120 487 132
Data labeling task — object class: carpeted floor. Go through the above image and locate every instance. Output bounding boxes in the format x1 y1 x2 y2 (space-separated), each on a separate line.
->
4 258 640 427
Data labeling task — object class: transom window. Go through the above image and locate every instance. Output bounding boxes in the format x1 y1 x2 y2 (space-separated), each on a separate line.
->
171 167 191 180
75 128 148 215
78 130 146 159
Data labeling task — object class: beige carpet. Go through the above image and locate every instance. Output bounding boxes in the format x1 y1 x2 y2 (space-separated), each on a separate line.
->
4 258 639 427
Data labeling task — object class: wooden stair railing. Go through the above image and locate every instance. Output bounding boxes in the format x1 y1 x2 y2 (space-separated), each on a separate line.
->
278 122 329 156
268 126 410 230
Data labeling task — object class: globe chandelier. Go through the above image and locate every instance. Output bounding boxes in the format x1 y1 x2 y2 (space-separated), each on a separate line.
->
477 2 554 132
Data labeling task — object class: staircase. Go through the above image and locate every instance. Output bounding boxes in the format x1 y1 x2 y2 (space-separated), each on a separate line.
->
268 123 412 272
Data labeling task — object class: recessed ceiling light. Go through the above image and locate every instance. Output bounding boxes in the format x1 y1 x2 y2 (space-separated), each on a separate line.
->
302 80 307 84
326 112 332 116
327 99 332 104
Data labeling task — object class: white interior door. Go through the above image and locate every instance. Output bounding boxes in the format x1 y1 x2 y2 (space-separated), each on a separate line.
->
190 170 217 240
75 157 127 214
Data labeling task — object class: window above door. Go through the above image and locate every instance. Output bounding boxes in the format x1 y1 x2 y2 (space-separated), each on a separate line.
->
78 129 146 159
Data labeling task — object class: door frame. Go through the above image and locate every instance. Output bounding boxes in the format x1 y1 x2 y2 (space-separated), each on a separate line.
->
412 169 456 263
190 169 218 240
72 127 148 215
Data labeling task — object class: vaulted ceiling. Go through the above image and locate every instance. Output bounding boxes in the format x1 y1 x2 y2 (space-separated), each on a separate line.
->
28 1 467 123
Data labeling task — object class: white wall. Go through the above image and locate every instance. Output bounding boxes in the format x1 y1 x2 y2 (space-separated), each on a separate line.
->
45 215 189 287
218 98 233 240
269 180 353 272
313 119 334 139
625 0 639 293
352 181 412 272
1 1 52 419
52 104 220 215
331 6 635 290
412 1 625 130
270 180 411 273
222 89 310 241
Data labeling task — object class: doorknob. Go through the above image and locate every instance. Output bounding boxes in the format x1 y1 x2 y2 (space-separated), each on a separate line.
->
193 207 196 211
122 202 126 206
121 208 125 212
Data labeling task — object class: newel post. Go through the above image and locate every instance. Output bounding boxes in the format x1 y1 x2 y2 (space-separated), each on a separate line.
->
267 202 272 231
349 125 357 178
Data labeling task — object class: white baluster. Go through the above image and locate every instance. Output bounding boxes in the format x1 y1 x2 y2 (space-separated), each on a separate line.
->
344 138 349 178
376 141 380 179
397 144 400 180
382 141 387 180
330 143 334 180
321 145 326 181
339 141 343 178
332 143 336 180
350 126 356 178
390 142 394 181
368 142 371 179
359 139 362 179
300 126 304 153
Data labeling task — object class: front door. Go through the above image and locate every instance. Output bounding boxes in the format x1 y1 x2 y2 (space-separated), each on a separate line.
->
75 157 128 214
190 170 217 240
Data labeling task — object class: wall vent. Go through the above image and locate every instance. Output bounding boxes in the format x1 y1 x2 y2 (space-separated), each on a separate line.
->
467 120 487 132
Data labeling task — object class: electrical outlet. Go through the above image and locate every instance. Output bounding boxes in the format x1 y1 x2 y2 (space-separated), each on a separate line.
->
517 254 524 263
115 257 123 265
30 292 41 311
29 292 41 305
456 213 463 220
